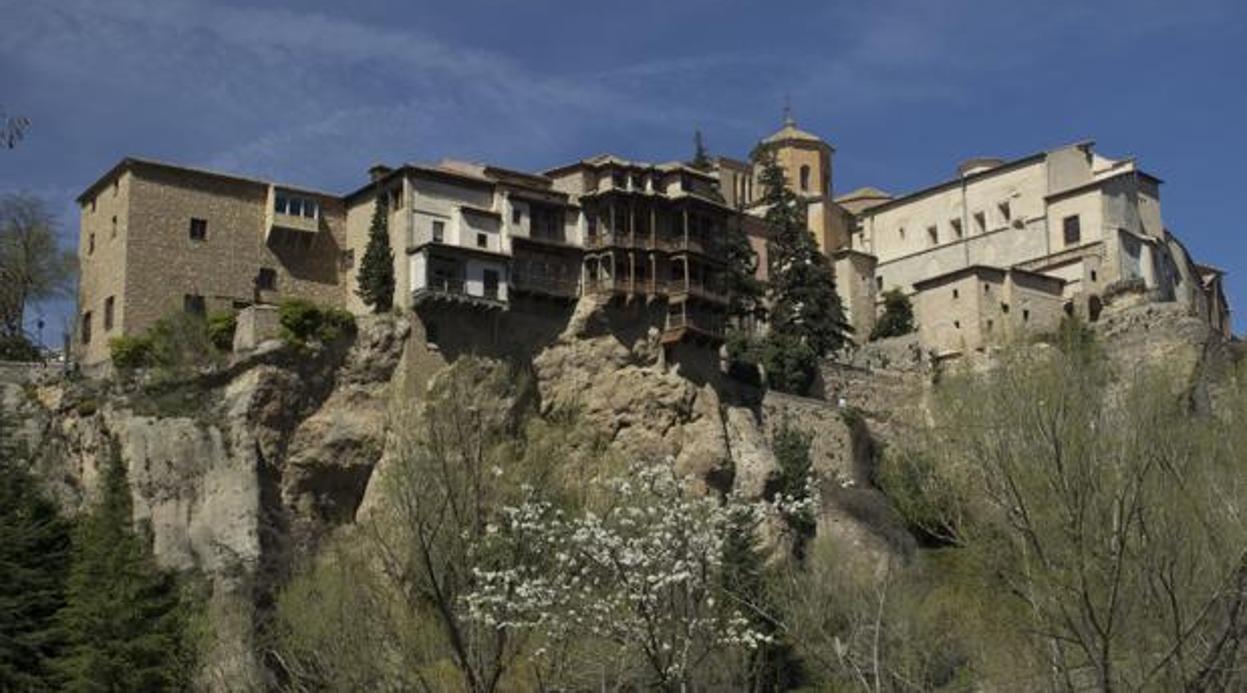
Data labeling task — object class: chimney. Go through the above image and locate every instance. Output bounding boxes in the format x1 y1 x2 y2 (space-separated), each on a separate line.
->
368 164 393 182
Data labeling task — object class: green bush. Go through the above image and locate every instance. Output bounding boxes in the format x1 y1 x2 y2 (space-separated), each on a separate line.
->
870 289 915 340
760 333 819 396
108 334 156 369
278 299 356 347
206 311 237 351
0 333 41 361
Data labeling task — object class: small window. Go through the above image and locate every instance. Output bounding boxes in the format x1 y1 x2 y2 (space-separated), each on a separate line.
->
432 220 445 243
953 320 961 329
1063 215 1081 246
680 176 691 192
984 283 991 294
1001 303 1010 313
1023 309 1031 322
973 211 986 233
340 249 355 270
183 294 206 315
189 218 207 241
875 276 883 290
111 215 118 238
89 198 96 213
257 267 277 291
986 319 994 332
104 297 115 331
425 321 439 345
81 312 92 344
587 215 598 236
389 188 403 209
112 180 118 197
512 207 522 225
275 193 288 214
612 171 626 188
88 233 95 255
953 288 960 299
1090 269 1098 282
998 201 1011 223
950 218 963 238
898 227 906 240
304 199 317 219
476 233 488 249
927 225 938 246
288 197 303 217
799 165 811 192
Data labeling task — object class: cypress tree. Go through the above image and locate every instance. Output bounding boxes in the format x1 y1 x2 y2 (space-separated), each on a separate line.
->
691 129 712 171
356 192 394 313
755 146 850 357
55 436 193 692
0 412 71 691
724 214 766 326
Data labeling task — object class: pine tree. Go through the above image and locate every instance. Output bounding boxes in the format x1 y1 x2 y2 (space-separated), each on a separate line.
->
691 129 712 171
720 503 805 691
724 214 766 325
0 411 71 691
356 192 394 313
755 147 850 357
55 436 193 692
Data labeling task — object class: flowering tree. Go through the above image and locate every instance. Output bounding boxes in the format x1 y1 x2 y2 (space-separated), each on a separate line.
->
464 460 814 691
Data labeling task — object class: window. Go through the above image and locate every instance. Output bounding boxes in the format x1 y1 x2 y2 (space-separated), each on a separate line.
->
304 199 318 219
183 294 205 315
81 312 92 344
681 176 692 192
89 198 96 213
512 207 522 224
1001 302 1010 313
189 217 207 241
432 220 445 243
1063 215 1081 246
898 227 906 241
973 211 986 233
104 297 115 330
984 283 991 294
1090 269 1098 282
799 165 811 192
289 197 303 217
927 225 938 246
953 320 961 329
998 201 1011 224
389 188 403 209
612 171 626 188
112 180 118 197
111 215 118 238
340 249 355 270
483 269 500 299
953 288 960 299
476 233 488 249
875 276 883 290
587 215 598 236
88 233 95 255
426 321 439 345
275 193 288 214
1023 309 1031 322
986 319 994 332
257 267 277 291
950 218 963 238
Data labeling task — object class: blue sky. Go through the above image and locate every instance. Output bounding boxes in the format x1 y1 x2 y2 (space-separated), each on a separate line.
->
2 0 1245 342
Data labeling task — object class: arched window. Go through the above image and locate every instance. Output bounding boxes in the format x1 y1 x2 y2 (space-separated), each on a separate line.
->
799 165 811 192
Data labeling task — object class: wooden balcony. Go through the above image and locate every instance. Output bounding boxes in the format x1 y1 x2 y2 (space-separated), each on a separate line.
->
511 272 579 299
412 277 506 310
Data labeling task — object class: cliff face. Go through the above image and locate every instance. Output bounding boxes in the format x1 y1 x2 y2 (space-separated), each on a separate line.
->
3 295 1231 688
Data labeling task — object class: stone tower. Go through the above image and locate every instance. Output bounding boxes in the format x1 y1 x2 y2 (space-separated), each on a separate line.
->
756 109 850 254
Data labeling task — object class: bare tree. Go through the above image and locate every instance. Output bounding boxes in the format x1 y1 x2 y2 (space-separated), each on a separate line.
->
0 194 75 341
1 109 29 149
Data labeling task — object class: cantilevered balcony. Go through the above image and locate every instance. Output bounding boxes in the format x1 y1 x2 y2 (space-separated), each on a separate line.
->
265 187 323 244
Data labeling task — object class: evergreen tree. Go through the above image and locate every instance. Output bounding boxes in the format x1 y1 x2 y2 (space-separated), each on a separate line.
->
869 289 915 340
0 411 71 691
356 192 394 313
720 503 805 691
55 436 193 692
754 147 850 357
724 214 766 325
690 129 712 171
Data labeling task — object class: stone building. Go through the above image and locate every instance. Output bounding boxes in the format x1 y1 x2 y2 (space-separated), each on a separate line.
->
73 121 1231 365
75 157 345 364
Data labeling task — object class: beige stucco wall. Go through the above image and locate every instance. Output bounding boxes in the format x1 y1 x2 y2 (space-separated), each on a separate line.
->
916 273 989 355
832 251 877 340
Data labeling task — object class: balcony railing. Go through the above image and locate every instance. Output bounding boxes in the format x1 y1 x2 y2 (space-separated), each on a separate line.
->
664 311 726 340
512 273 579 297
413 277 506 308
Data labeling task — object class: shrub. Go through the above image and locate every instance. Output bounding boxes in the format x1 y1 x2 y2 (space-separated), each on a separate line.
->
146 313 222 376
205 311 237 352
760 333 819 396
278 299 356 347
0 333 41 361
108 334 155 369
870 289 915 340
